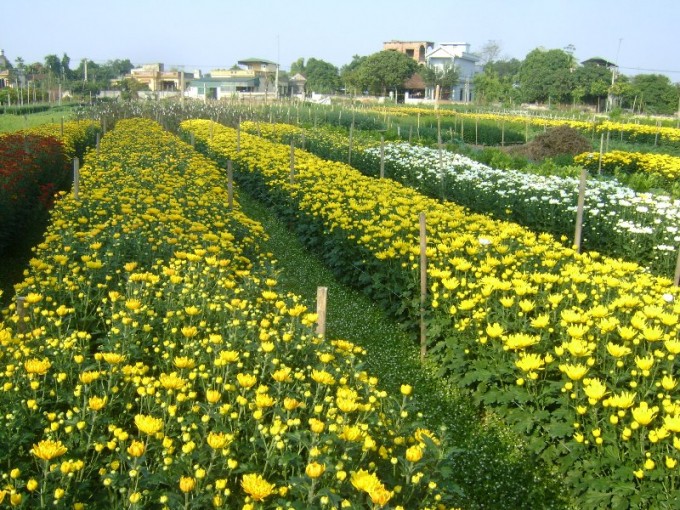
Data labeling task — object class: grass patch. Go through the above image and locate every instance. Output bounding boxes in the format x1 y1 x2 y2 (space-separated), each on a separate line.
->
235 188 570 509
0 105 76 133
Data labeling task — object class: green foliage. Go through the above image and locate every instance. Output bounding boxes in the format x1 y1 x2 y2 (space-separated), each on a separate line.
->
289 57 341 94
519 48 575 103
630 74 679 115
355 50 419 96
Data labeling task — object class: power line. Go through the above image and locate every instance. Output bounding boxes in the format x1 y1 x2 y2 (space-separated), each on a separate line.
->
618 65 680 75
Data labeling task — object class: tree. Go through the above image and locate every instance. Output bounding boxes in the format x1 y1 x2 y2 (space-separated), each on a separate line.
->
289 57 340 94
573 63 612 109
478 40 502 66
115 77 149 100
420 64 459 100
518 48 574 103
355 50 418 97
473 68 504 104
61 53 72 80
340 55 368 95
290 58 305 75
629 74 679 114
44 54 62 78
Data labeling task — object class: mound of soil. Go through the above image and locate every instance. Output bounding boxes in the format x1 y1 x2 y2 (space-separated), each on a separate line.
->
505 125 592 161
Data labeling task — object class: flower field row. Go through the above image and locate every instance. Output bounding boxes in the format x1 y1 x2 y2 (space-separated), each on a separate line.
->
18 120 101 159
372 107 680 145
237 121 680 278
0 134 68 253
183 118 680 508
575 150 680 182
0 118 453 509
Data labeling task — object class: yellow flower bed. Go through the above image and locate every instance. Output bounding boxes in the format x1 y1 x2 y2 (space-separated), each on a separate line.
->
15 119 100 158
183 118 680 505
0 118 451 509
370 106 680 144
575 150 680 181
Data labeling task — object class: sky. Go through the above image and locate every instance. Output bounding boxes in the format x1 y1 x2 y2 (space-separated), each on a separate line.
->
2 0 679 81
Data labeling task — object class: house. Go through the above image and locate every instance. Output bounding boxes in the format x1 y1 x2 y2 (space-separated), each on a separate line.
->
126 63 193 92
383 40 434 64
581 57 617 69
0 49 12 88
289 73 306 97
187 58 288 100
185 75 261 100
425 42 480 102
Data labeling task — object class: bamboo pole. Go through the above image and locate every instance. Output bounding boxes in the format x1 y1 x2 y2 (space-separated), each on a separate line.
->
289 140 295 184
574 169 588 252
674 247 680 287
96 132 100 155
227 160 234 210
348 122 354 164
380 135 385 179
236 118 241 152
598 133 604 174
73 158 80 200
316 287 328 337
419 212 427 361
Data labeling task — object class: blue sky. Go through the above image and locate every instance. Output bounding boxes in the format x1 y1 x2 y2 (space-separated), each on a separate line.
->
2 0 679 80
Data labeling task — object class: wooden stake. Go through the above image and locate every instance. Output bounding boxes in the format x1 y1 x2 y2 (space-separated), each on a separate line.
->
316 286 328 337
289 140 295 184
73 158 80 199
60 116 64 136
598 133 604 174
674 247 680 287
380 135 385 179
96 132 100 155
348 122 354 164
227 160 234 210
475 117 479 145
190 132 195 147
236 119 241 152
419 212 427 361
574 169 588 252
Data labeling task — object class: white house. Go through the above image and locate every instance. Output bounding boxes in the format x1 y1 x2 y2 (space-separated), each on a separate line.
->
425 42 480 102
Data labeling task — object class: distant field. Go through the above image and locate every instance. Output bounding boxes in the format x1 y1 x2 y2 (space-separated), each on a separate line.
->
0 105 75 133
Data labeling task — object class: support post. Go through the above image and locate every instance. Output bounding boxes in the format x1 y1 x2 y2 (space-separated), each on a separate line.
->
227 160 234 210
674 247 680 287
380 135 385 179
419 212 427 361
348 122 354 164
237 118 241 152
316 286 328 337
598 133 604 174
289 140 295 184
574 169 588 252
73 158 80 200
